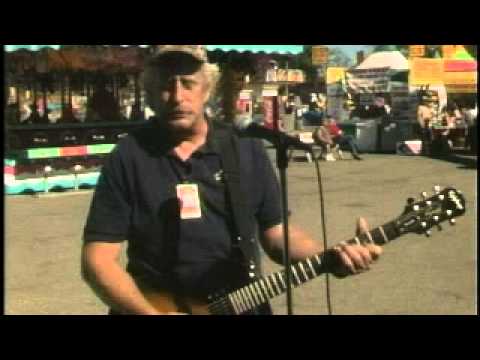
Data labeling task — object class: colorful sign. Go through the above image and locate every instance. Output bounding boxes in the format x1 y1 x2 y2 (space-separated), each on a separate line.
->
409 45 425 58
444 84 477 93
409 59 444 85
442 45 457 59
312 46 329 65
326 67 346 85
263 96 279 130
265 69 305 83
347 67 390 93
444 60 477 72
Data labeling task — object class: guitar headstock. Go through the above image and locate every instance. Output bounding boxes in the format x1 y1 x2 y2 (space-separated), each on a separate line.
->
396 186 466 236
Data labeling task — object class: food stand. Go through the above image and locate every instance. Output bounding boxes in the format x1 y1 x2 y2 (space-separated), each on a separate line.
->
409 46 477 153
346 51 414 152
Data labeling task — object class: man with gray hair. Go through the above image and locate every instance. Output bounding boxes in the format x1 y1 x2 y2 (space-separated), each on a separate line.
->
81 45 382 315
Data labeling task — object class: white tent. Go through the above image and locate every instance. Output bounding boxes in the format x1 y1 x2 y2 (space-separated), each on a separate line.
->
355 51 409 71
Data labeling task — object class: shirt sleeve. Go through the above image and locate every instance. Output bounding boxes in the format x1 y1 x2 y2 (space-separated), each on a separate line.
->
251 140 282 231
83 143 132 243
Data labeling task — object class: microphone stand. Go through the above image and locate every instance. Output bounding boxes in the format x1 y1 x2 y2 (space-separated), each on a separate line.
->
275 136 294 315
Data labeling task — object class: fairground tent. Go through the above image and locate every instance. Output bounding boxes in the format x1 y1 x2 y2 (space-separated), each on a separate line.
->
347 51 409 94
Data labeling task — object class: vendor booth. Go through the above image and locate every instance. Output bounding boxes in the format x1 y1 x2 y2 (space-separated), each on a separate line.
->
346 50 415 152
4 45 305 194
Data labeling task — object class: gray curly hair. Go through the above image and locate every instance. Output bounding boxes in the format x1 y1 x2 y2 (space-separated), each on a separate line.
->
143 61 221 108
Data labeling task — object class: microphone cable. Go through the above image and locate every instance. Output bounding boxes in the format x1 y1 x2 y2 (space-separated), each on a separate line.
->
312 154 333 316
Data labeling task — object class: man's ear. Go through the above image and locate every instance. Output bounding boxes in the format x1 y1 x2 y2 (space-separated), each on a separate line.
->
202 88 211 104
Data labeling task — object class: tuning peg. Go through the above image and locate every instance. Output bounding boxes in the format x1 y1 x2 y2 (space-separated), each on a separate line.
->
421 191 428 199
434 185 441 194
449 219 456 225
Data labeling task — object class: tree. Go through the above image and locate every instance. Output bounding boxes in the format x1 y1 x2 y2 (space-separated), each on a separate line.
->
367 45 409 57
328 47 353 67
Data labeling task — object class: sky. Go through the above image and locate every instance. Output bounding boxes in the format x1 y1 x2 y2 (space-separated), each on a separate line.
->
328 45 370 60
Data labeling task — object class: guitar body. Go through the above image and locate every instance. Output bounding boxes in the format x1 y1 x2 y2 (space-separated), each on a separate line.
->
142 290 211 315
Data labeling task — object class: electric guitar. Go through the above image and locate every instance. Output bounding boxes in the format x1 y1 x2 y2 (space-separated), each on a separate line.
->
138 186 467 315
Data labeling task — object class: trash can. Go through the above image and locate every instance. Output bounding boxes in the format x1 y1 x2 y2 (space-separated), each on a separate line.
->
355 119 379 153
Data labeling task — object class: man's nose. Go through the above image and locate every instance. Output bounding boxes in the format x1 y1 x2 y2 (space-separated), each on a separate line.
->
170 79 185 104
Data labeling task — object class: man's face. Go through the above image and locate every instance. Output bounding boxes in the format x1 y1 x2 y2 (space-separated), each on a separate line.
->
149 56 210 133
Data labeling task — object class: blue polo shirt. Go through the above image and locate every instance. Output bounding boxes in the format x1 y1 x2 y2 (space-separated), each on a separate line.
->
83 122 282 298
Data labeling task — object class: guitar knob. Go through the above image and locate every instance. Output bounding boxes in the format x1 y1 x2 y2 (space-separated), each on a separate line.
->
433 185 441 194
449 219 456 225
413 205 420 212
446 210 453 216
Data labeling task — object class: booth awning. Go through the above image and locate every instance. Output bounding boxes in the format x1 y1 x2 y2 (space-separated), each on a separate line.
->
5 45 61 52
205 45 303 54
5 45 304 55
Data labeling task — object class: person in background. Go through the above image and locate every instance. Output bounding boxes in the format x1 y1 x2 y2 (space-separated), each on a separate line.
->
325 115 363 160
303 102 324 126
416 99 434 156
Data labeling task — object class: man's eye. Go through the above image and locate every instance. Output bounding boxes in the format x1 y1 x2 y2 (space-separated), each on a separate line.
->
182 80 196 89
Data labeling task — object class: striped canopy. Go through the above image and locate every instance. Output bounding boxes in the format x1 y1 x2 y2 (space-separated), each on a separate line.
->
206 45 303 54
5 45 304 54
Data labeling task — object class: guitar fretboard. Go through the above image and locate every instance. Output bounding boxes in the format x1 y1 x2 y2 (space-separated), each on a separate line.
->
208 220 400 315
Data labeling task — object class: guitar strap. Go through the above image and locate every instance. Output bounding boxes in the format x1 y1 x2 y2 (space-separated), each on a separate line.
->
214 124 262 277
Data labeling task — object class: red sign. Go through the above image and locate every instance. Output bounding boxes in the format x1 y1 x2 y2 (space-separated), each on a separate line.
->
263 96 279 130
444 60 477 72
60 146 88 157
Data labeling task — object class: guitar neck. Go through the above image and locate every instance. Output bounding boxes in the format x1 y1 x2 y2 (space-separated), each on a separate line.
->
210 220 401 315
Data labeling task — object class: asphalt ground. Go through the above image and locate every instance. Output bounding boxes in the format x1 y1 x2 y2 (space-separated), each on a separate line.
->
4 152 477 315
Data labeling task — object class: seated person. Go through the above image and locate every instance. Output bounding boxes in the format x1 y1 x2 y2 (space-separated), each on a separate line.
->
312 120 336 161
324 116 363 160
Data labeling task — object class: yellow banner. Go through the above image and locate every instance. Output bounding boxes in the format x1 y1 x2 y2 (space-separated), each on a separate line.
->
409 59 444 85
326 67 346 84
445 84 477 93
444 71 477 85
442 45 457 59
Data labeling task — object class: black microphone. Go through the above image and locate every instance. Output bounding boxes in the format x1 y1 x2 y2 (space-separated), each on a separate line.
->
234 116 313 152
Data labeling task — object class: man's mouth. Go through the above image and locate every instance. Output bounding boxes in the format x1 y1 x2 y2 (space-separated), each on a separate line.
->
169 111 191 119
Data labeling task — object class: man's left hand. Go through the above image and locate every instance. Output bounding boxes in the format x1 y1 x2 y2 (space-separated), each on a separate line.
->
331 217 383 278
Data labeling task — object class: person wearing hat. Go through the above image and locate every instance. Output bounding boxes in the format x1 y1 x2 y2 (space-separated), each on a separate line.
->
81 45 382 315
